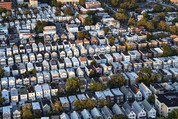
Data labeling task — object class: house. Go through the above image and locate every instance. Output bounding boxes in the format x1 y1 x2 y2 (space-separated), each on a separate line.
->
159 69 172 81
112 104 123 115
3 106 12 119
91 107 103 118
120 61 132 72
1 77 8 89
36 72 44 84
95 91 106 100
9 77 15 88
58 59 65 69
155 93 178 117
34 84 43 99
169 68 178 80
71 57 80 68
12 105 21 119
70 111 81 119
42 84 51 98
60 97 70 110
41 99 51 114
79 56 87 68
32 102 41 111
171 56 178 68
43 71 51 83
122 102 136 119
142 59 152 69
101 106 113 119
128 50 141 61
103 89 114 103
150 84 164 94
64 57 72 68
12 65 19 76
126 72 138 85
2 89 9 104
77 94 87 100
105 54 113 63
139 83 152 99
159 57 172 69
111 88 124 104
81 109 92 119
11 88 18 103
120 86 133 101
76 67 84 78
50 82 58 96
28 85 36 101
150 48 163 57
141 100 156 119
139 49 152 59
51 70 60 81
130 85 142 101
50 59 58 70
132 101 146 119
67 68 75 78
60 113 70 119
112 53 122 62
68 95 78 110
59 69 67 79
131 60 143 72
111 62 122 73
20 87 28 102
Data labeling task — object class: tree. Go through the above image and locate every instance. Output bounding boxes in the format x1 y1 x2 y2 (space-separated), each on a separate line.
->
169 26 178 35
147 33 156 40
103 27 109 34
65 77 81 95
124 41 135 50
89 71 95 78
86 10 95 16
97 99 110 108
162 45 173 57
0 67 4 78
77 30 89 39
112 114 128 119
31 69 37 74
90 60 96 66
111 0 119 6
89 81 106 92
80 0 86 6
115 13 128 22
158 12 165 21
165 7 174 12
147 94 155 104
0 8 7 14
23 9 31 15
6 11 12 16
0 92 5 107
51 101 63 114
55 89 63 98
107 73 126 89
128 18 136 25
108 36 115 45
64 7 72 15
118 9 126 13
84 15 93 25
142 12 149 19
153 5 163 12
21 104 33 119
137 67 159 86
74 99 96 110
33 9 39 14
168 109 178 119
158 21 169 31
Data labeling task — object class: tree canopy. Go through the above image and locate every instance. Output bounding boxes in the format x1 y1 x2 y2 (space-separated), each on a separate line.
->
153 5 163 12
64 7 72 15
162 45 173 57
84 15 93 25
111 0 119 6
0 67 4 79
51 100 63 114
137 67 159 85
89 81 106 92
168 109 178 119
115 13 128 22
23 9 31 15
21 104 33 119
77 30 89 39
65 77 81 95
107 73 126 89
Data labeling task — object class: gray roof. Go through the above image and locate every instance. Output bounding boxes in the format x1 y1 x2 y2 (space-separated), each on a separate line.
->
141 100 152 112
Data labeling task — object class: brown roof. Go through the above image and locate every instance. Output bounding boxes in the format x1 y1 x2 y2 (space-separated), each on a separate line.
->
79 57 87 62
130 85 139 94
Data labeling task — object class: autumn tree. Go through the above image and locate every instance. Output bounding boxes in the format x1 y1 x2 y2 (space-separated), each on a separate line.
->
111 0 119 6
77 30 89 39
0 67 4 78
107 73 126 89
84 15 93 25
165 7 174 12
31 69 37 74
74 99 96 110
64 7 72 15
153 5 163 12
33 9 39 14
89 71 95 78
90 60 96 66
115 13 128 22
51 101 63 114
6 11 12 16
21 104 33 119
80 0 86 6
0 92 5 107
23 9 31 15
65 77 81 95
89 81 106 92
137 67 159 86
108 36 115 45
162 45 173 57
142 12 149 19
158 12 166 21
103 27 109 34
128 18 136 25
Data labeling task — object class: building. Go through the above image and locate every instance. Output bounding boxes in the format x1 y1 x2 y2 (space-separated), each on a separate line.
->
57 0 79 4
0 1 12 10
29 0 38 8
155 93 178 117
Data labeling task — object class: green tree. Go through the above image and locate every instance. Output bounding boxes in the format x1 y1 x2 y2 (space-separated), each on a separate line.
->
6 11 12 16
65 77 81 95
147 33 156 40
21 104 33 119
158 12 166 21
108 36 115 45
55 89 63 98
103 27 109 34
0 67 4 78
162 45 173 57
77 30 89 39
107 73 126 89
89 71 95 78
33 9 39 14
118 9 126 13
86 10 95 15
112 114 129 119
128 18 136 25
115 13 128 22
168 109 178 119
89 81 106 92
143 12 149 19
0 8 7 14
137 67 159 85
74 99 96 110
111 0 119 6
31 69 37 74
164 7 174 12
158 21 169 31
23 9 31 15
51 101 63 114
147 94 155 104
80 0 86 6
0 92 5 107
84 15 93 25
64 7 72 15
153 5 163 12
169 26 178 35
97 99 110 108
90 60 96 66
